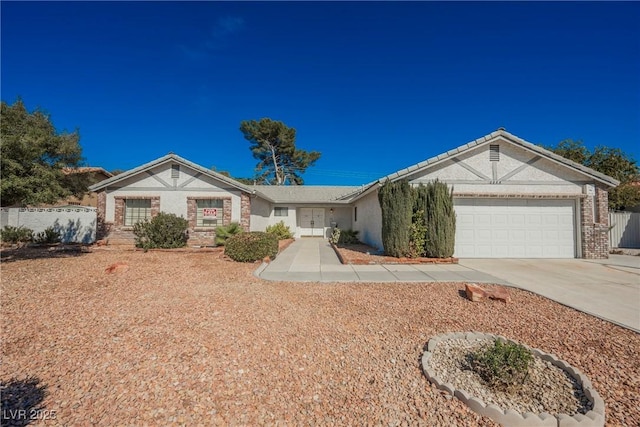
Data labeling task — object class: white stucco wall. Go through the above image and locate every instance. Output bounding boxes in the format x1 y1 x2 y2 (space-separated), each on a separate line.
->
328 207 352 231
1 207 97 243
273 206 298 236
352 191 383 250
250 197 271 232
249 200 299 236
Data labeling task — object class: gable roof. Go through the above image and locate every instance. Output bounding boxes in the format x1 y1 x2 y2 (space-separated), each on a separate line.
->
348 128 620 201
253 185 360 204
88 153 254 193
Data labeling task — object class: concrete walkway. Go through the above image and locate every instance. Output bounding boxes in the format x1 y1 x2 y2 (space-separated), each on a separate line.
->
257 238 506 284
257 238 640 332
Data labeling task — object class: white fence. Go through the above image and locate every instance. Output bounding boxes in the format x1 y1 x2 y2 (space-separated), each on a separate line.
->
1 207 97 244
609 211 640 249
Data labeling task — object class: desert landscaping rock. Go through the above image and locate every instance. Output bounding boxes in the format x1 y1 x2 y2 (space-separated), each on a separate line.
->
1 247 638 425
465 283 511 303
423 334 606 426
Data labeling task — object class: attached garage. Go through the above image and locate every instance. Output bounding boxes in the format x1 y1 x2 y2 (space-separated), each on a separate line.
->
453 198 577 258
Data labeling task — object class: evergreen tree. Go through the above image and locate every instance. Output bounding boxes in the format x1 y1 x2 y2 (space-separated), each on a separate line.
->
1 99 86 206
239 118 321 185
378 179 413 257
423 180 456 258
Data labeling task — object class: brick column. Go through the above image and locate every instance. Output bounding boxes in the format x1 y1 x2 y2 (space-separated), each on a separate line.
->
186 198 197 228
240 193 251 231
580 184 610 259
114 197 125 226
150 197 160 217
223 199 232 225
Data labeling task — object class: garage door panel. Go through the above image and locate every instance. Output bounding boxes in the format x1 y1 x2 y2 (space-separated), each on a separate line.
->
458 214 475 225
510 214 525 226
510 245 526 257
477 229 491 240
527 215 542 225
493 229 509 241
476 245 492 257
527 230 543 241
454 199 576 258
476 214 491 225
493 214 508 225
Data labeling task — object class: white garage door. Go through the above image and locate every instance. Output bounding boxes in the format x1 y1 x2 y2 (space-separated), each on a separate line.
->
454 199 576 258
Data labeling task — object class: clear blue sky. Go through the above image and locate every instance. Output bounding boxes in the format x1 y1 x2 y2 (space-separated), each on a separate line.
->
2 1 639 185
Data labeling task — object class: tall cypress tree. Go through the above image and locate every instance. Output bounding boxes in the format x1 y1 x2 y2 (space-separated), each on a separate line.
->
423 180 456 258
378 179 413 257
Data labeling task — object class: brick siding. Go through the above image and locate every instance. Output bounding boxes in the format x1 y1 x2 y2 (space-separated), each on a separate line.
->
580 183 610 259
240 193 251 231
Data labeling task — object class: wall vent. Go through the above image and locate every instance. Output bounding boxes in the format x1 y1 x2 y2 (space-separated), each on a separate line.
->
489 145 500 162
171 164 180 178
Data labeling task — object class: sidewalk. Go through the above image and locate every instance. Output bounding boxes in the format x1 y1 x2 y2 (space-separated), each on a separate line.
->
256 238 506 284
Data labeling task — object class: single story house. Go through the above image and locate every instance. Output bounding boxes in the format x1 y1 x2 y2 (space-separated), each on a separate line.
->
89 129 618 258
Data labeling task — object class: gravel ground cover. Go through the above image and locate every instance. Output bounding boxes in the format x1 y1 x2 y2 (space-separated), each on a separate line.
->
1 248 638 426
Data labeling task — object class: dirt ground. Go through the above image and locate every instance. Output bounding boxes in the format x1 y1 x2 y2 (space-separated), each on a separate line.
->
332 243 457 265
1 247 638 426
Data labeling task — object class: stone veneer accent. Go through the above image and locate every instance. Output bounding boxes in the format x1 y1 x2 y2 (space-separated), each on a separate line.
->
422 332 605 427
240 193 251 231
580 183 610 259
113 196 160 228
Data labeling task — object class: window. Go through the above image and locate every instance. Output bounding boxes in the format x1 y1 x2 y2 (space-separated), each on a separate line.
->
171 164 180 178
125 199 151 226
354 206 358 222
197 199 223 227
274 207 288 217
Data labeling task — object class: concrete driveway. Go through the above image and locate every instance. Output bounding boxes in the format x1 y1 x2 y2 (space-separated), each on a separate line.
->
459 256 640 333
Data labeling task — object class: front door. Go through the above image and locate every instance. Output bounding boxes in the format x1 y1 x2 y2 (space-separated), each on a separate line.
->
299 208 325 237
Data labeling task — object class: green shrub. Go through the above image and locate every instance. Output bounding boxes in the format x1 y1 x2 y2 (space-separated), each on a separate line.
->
470 339 533 391
378 179 413 257
408 209 427 258
338 229 359 244
329 228 359 245
215 222 243 246
266 221 293 240
33 227 61 244
133 212 188 250
225 231 278 262
329 227 341 245
0 226 34 244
